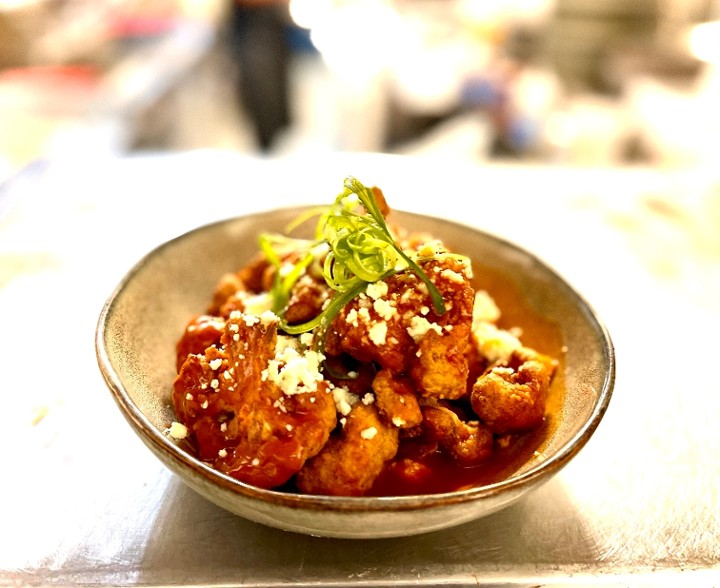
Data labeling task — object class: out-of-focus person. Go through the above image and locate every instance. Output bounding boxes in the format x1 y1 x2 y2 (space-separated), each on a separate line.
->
226 0 292 152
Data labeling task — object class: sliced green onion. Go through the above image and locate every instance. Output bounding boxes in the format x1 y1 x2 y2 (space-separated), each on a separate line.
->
258 176 451 352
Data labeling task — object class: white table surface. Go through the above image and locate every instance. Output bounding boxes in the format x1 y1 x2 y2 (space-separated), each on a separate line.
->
1 150 719 586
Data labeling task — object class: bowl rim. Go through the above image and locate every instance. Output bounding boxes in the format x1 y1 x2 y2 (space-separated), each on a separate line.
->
96 208 615 512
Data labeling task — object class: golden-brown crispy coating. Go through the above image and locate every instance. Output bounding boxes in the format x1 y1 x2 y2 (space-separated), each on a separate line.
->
325 256 474 399
173 312 336 489
208 273 247 316
283 273 331 325
237 253 274 294
207 254 278 317
175 314 225 372
372 369 423 429
295 403 399 496
410 325 470 400
422 405 494 466
470 347 557 434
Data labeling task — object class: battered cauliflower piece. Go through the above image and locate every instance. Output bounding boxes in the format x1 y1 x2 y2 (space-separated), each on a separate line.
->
207 254 273 316
421 405 494 466
372 369 423 429
325 256 474 399
295 403 399 496
209 252 330 323
175 314 225 372
283 273 331 325
470 347 557 433
173 310 336 489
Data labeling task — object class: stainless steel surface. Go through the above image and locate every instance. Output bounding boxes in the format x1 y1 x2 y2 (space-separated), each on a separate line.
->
2 151 719 586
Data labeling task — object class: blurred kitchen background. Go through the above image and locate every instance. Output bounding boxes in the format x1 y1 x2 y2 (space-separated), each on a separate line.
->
1 0 719 184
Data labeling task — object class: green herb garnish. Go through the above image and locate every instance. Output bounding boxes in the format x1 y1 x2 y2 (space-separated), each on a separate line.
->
260 176 447 348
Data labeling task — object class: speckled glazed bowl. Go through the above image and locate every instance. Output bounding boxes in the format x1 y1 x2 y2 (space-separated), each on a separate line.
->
96 208 614 539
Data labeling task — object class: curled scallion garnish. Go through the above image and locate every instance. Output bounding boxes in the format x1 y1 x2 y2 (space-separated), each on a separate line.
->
318 177 446 314
259 177 447 350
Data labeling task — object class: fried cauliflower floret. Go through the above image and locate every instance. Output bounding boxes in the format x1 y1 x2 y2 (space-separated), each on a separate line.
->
209 251 330 321
295 403 399 496
470 347 557 433
325 256 474 399
208 273 247 316
283 273 331 325
372 369 423 429
173 311 336 489
175 314 225 372
421 405 494 466
206 254 274 316
238 253 275 293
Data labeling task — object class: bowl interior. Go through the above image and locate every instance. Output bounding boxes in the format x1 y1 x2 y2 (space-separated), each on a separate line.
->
97 208 614 508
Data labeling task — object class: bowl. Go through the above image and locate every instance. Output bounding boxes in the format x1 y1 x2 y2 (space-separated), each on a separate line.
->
95 207 615 539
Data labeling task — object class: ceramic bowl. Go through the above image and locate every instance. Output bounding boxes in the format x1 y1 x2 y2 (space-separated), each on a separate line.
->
96 208 614 539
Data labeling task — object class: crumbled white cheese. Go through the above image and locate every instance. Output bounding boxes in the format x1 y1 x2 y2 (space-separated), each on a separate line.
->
417 240 445 257
346 308 359 327
366 280 389 300
360 427 378 440
368 321 388 346
242 293 273 316
472 321 521 363
399 289 414 304
373 298 396 321
394 258 410 271
472 290 501 324
299 332 314 348
459 257 474 278
361 393 375 405
218 448 228 458
242 314 260 327
262 346 325 395
332 387 359 416
392 417 406 427
441 268 466 284
273 397 288 413
168 422 188 440
406 316 443 342
276 335 300 356
209 358 222 370
260 310 279 326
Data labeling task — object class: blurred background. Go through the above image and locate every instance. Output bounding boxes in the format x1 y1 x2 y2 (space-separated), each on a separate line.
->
1 0 719 183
